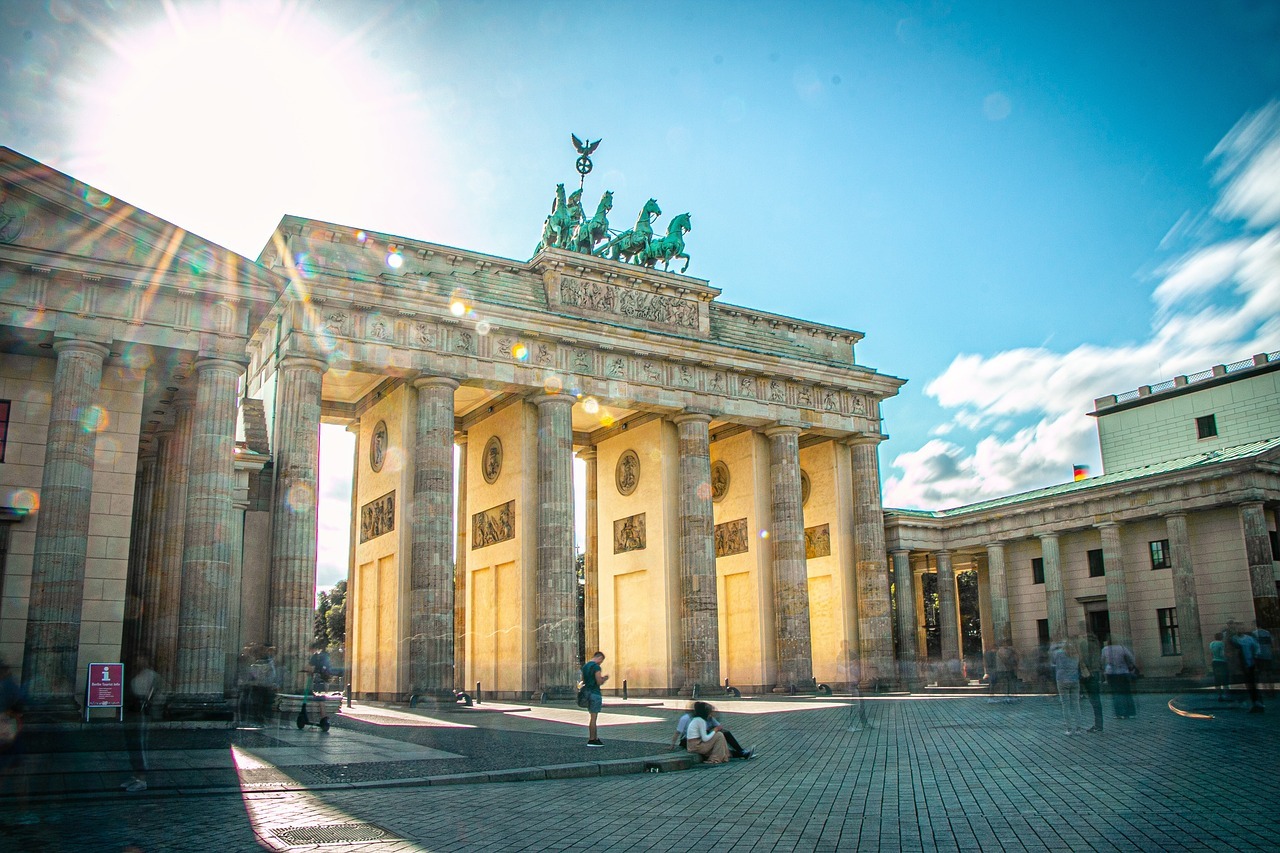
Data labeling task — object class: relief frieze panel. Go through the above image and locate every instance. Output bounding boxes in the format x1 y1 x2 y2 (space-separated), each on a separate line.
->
805 523 831 559
714 518 749 558
471 500 515 549
556 274 700 332
359 490 395 543
613 513 646 554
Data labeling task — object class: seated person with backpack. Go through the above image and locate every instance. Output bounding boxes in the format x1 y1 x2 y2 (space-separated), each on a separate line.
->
673 702 753 759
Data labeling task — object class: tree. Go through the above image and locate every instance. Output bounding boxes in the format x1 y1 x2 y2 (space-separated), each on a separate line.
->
314 590 331 648
325 579 347 648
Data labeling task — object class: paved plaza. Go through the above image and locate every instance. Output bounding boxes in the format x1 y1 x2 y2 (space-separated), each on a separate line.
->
1 689 1277 852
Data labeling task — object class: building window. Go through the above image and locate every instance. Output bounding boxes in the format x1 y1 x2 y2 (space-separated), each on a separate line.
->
0 399 9 463
1195 414 1217 439
1157 607 1180 655
1149 539 1170 570
1269 529 1278 562
1036 619 1050 648
1031 557 1045 585
1087 548 1105 578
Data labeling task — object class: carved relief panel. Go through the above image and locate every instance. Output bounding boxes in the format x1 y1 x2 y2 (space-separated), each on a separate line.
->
805 523 831 559
714 518 749 558
613 513 646 554
359 491 395 543
472 500 515 549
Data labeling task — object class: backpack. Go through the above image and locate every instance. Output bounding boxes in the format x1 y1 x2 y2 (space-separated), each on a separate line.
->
575 681 589 708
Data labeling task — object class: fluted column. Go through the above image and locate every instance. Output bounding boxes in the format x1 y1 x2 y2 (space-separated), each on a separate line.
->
138 429 171 665
172 357 244 707
1040 533 1067 644
848 434 894 683
673 411 719 691
986 542 1011 648
577 447 600 656
1167 513 1206 673
1097 522 1132 648
453 432 467 691
409 376 457 696
935 550 961 673
267 355 326 695
533 392 577 694
123 452 158 668
152 402 194 684
891 548 919 685
1240 502 1280 638
765 425 812 688
21 339 109 709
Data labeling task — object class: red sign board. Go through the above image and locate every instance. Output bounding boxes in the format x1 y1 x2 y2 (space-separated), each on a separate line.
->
86 662 125 708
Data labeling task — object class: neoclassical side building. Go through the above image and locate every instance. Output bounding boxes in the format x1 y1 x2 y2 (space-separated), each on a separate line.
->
885 354 1280 683
1 147 907 712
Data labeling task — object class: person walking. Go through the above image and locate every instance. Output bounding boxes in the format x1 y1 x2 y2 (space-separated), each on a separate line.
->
1050 640 1084 736
1078 630 1104 732
1231 625 1263 713
1210 632 1229 701
1253 623 1274 697
996 643 1019 702
581 651 608 747
1101 637 1138 719
122 654 162 793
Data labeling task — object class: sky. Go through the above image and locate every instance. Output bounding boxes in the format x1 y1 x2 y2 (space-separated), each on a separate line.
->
3 0 1279 591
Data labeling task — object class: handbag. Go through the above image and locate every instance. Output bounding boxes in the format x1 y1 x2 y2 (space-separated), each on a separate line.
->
575 681 589 708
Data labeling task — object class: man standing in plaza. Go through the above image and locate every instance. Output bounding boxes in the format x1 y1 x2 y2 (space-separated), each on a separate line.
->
581 651 608 747
1078 628 1104 732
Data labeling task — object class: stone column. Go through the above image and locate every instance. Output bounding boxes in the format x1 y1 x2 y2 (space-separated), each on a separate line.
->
1167 513 1206 673
765 425 813 689
123 452 157 668
21 339 109 710
533 392 577 695
151 401 194 684
935 550 961 677
577 447 600 656
986 543 1011 648
1240 502 1280 638
1040 532 1067 644
138 429 171 665
172 357 244 708
409 376 457 696
848 434 894 684
1097 522 1132 648
453 432 467 691
890 548 919 685
267 355 325 694
672 411 719 691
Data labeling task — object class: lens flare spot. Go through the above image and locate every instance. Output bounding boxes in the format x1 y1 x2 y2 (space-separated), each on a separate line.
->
695 482 712 500
286 482 315 513
543 374 563 393
385 246 403 269
80 183 113 209
512 342 529 362
599 413 615 428
294 252 316 279
475 319 492 335
11 489 39 512
450 287 474 317
759 529 769 539
79 404 109 433
582 397 600 415
355 231 367 243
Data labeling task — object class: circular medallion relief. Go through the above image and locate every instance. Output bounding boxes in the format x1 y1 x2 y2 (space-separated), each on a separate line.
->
616 449 640 496
800 470 812 507
481 436 503 485
369 420 388 473
710 460 730 503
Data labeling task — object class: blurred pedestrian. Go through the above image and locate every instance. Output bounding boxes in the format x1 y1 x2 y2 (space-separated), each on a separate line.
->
1050 639 1084 736
1253 622 1273 697
0 657 33 823
1078 629 1104 732
1210 632 1229 701
1102 637 1138 719
1230 623 1263 713
122 653 162 793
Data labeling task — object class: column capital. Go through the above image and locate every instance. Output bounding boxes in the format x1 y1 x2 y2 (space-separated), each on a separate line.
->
842 431 885 447
890 547 911 557
529 391 576 408
277 354 327 374
1094 520 1121 530
454 431 468 447
985 541 1006 551
576 447 598 462
1037 530 1060 543
1164 511 1188 521
413 375 459 392
194 356 249 375
671 410 712 426
52 338 110 360
933 548 952 558
763 423 803 438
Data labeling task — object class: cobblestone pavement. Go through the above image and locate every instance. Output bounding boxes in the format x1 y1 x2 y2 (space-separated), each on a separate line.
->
1 690 1276 851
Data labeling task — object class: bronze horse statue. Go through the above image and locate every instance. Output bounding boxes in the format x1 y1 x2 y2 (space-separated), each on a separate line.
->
571 190 613 254
637 212 692 273
536 184 584 254
597 198 661 264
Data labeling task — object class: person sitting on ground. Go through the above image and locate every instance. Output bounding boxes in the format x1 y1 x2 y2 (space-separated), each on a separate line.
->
673 704 753 758
684 701 732 765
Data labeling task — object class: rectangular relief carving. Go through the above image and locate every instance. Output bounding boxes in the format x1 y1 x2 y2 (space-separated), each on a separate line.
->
472 500 515 549
359 490 395 543
558 274 700 331
805 523 831 559
714 518 749 558
613 513 646 554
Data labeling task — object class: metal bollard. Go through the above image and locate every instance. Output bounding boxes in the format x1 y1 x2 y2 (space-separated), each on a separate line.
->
345 682 352 709
622 679 629 700
539 691 548 704
691 682 700 699
476 681 482 705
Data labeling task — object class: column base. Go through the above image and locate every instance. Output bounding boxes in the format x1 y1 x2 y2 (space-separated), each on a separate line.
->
22 695 82 722
165 695 234 721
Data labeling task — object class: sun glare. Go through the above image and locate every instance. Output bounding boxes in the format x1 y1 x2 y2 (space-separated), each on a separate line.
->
66 1 424 256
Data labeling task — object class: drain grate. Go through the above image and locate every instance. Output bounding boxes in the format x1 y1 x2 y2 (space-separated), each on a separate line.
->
271 823 398 846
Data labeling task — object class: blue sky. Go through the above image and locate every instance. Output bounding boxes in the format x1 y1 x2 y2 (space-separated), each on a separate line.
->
3 1 1278 589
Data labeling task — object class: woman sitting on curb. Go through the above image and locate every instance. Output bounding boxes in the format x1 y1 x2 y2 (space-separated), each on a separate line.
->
684 701 731 765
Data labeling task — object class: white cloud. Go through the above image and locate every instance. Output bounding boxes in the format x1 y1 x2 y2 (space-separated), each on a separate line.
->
885 101 1280 510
